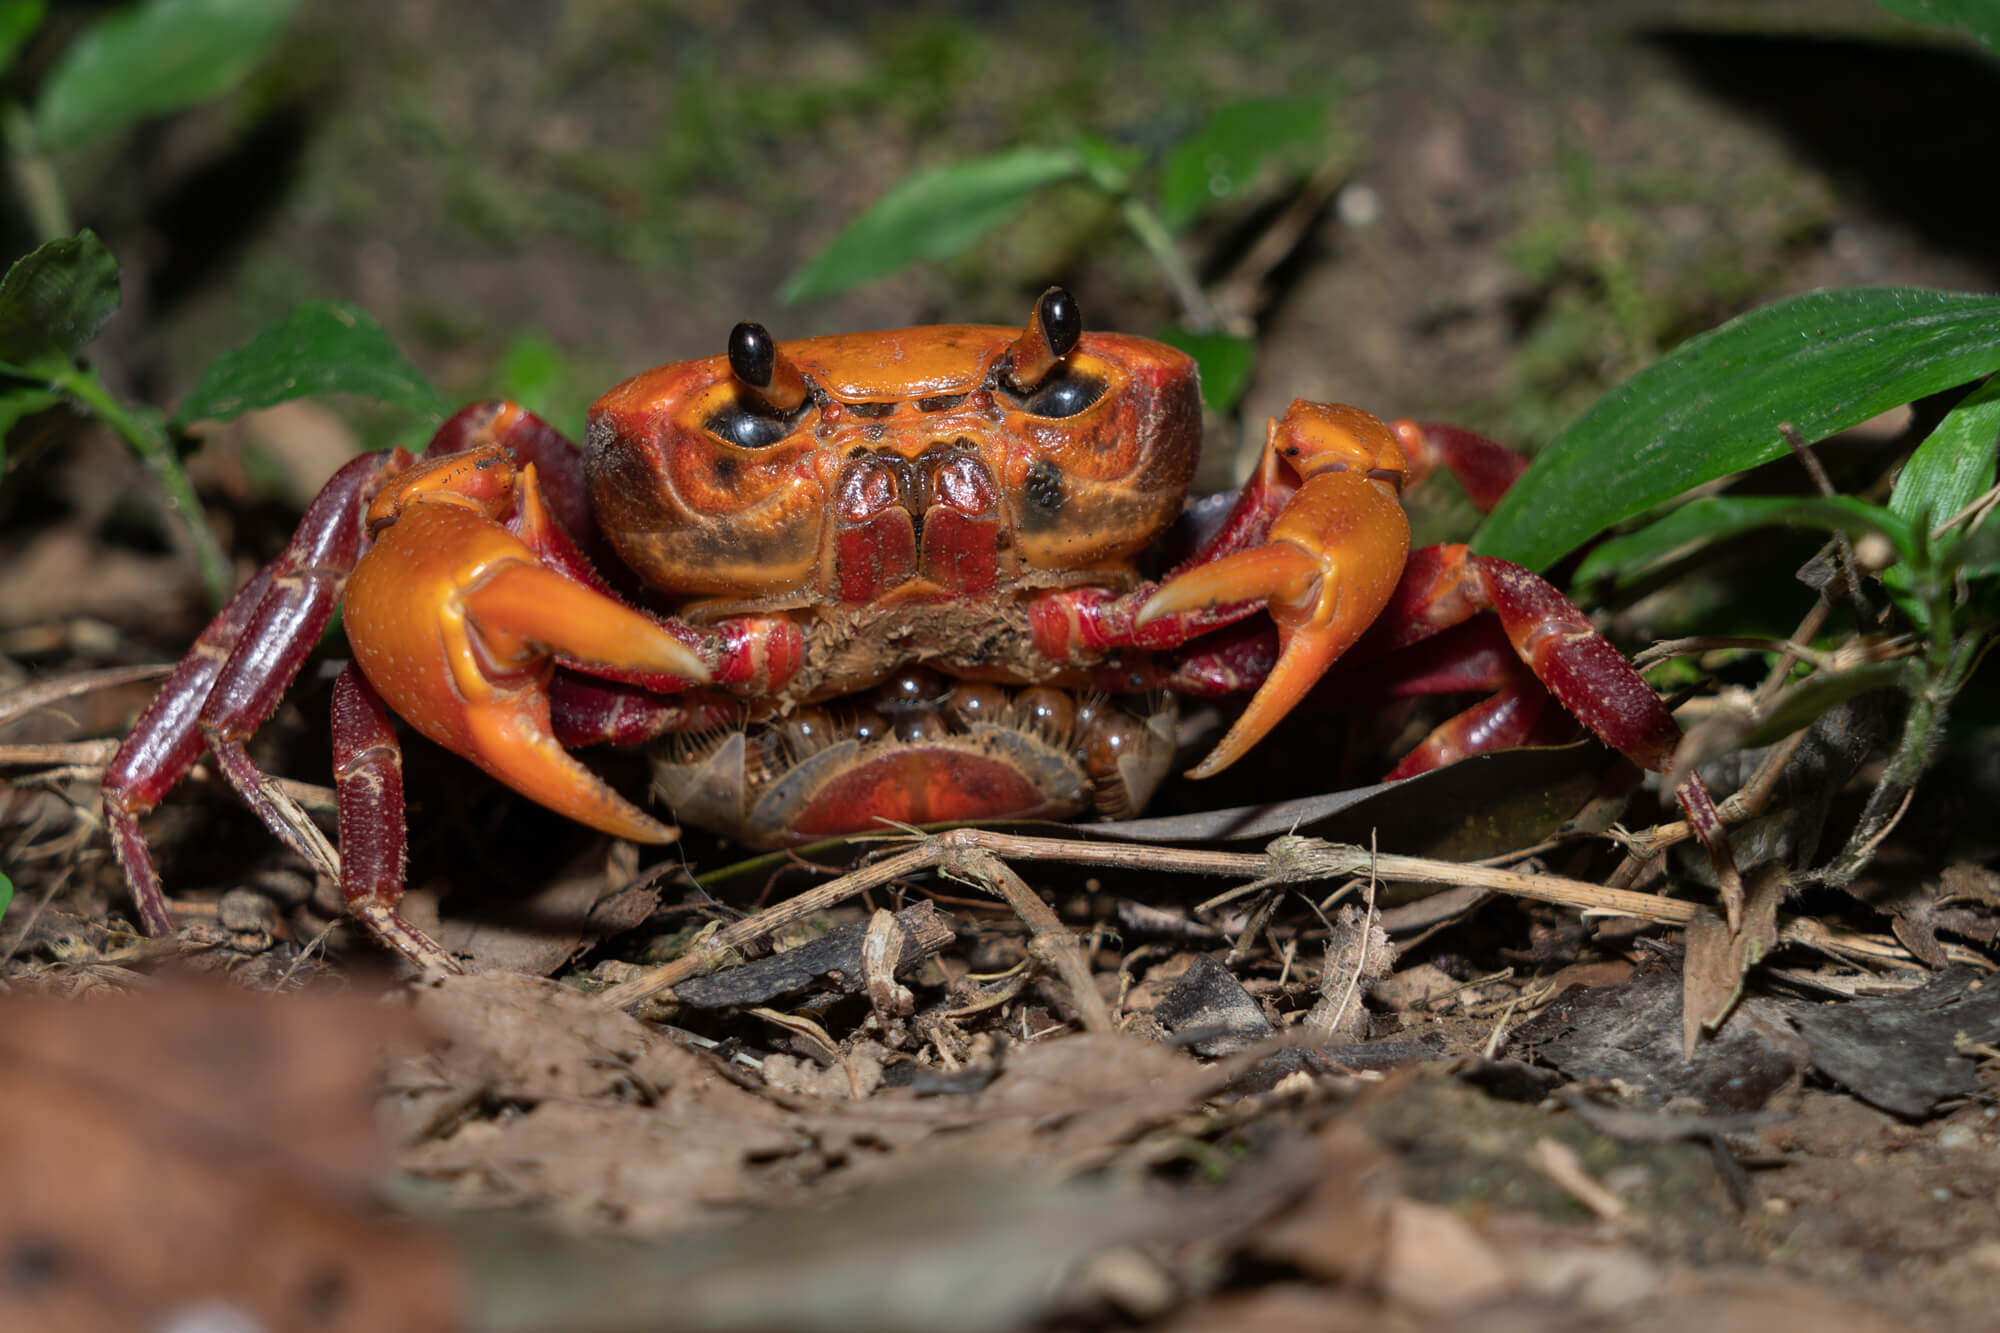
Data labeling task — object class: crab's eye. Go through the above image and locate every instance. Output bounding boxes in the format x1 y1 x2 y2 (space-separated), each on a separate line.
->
709 319 810 447
999 286 1101 417
706 401 797 449
1021 371 1105 419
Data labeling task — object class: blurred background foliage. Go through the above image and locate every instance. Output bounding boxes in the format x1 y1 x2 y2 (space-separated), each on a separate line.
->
3 0 1998 608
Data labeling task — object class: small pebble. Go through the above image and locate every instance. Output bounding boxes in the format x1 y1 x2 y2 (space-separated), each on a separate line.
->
1936 1123 1979 1151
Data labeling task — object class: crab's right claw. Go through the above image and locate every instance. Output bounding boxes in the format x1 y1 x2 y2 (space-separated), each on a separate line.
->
1139 403 1413 778
343 453 707 843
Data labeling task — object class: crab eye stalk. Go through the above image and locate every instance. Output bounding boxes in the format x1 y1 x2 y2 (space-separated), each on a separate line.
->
708 320 810 448
1003 287 1082 392
727 320 808 413
1001 287 1103 419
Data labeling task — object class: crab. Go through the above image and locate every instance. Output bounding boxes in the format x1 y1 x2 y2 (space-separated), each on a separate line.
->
103 288 1731 971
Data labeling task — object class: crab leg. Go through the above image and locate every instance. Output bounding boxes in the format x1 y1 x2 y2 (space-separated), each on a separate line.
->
1138 402 1412 777
344 448 709 843
103 452 398 936
1360 543 1739 908
1389 419 1530 512
329 664 462 972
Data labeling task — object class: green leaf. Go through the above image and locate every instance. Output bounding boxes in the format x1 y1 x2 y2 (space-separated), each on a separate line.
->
1573 495 1919 587
1888 375 2000 536
495 331 567 408
1943 520 2000 580
1159 97 1325 230
1072 134 1142 194
1747 661 1912 750
172 301 443 427
34 0 304 151
0 230 120 369
0 383 61 460
0 870 12 919
1475 288 2000 571
1883 375 2000 625
1874 0 2000 51
778 145 1090 304
1156 326 1255 416
0 1 45 78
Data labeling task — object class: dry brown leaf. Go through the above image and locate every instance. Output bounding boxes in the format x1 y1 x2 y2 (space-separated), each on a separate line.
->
1247 1122 1399 1284
1378 1198 1517 1314
0 980 457 1331
1683 864 1788 1055
386 972 800 1230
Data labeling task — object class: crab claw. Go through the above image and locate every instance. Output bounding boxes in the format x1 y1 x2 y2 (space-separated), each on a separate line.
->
344 462 708 844
1139 403 1412 778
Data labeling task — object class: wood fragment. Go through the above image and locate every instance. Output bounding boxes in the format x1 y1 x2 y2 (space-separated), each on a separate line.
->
673 901 954 1010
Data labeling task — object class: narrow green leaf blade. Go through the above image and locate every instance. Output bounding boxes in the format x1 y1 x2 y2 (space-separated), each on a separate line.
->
1874 0 2000 51
778 146 1088 304
172 301 443 427
1159 97 1325 231
0 871 12 920
34 0 303 151
1573 495 1919 587
0 230 120 367
1749 661 1912 750
0 1 45 77
1882 374 2000 625
1888 375 2000 537
1944 521 2000 580
1475 288 2000 570
1156 326 1255 416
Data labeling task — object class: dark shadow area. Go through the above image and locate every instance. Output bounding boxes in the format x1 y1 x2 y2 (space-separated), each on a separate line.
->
143 98 318 315
1646 28 2000 276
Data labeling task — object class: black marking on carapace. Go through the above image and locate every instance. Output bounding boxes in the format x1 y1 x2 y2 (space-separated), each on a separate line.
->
1022 457 1065 526
712 454 738 485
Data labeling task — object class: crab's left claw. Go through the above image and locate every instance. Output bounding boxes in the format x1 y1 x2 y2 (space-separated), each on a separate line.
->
344 449 708 842
1140 403 1411 778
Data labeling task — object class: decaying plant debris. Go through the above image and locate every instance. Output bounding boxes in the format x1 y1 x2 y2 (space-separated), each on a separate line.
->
3 629 1998 1331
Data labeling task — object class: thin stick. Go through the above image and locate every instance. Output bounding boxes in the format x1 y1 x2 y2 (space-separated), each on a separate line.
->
601 824 1926 1012
943 847 1115 1035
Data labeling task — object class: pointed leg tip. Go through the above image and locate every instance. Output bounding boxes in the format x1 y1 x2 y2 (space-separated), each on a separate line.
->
646 636 712 685
1183 752 1230 781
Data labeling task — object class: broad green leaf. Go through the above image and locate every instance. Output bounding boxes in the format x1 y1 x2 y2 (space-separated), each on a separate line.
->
1883 375 2000 625
1476 288 2000 570
778 145 1089 303
1573 495 1919 587
1159 97 1325 230
0 871 11 919
1874 0 2000 50
172 301 443 427
34 0 304 151
0 231 120 369
0 1 45 77
1157 326 1255 416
